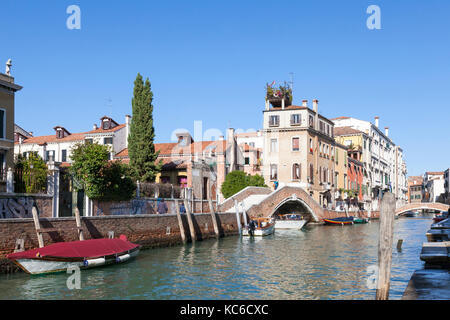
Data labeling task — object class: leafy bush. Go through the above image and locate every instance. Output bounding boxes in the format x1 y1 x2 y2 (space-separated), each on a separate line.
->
221 171 267 199
70 142 135 201
14 153 48 194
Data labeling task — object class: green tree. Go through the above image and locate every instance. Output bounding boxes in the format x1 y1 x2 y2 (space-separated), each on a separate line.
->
128 73 162 182
221 171 268 199
14 153 48 193
70 142 135 201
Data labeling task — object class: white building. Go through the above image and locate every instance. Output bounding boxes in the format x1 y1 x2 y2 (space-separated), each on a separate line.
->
332 116 408 207
423 171 445 203
14 115 130 164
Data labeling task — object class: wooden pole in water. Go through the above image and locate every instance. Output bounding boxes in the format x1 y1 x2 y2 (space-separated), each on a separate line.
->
184 197 196 243
74 207 84 241
234 199 242 235
31 206 44 248
174 199 187 243
376 192 396 300
207 185 220 239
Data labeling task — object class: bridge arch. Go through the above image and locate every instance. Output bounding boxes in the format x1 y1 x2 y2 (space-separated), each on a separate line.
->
246 186 325 222
269 196 320 222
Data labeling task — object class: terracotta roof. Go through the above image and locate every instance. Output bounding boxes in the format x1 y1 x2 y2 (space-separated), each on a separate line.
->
19 132 87 144
334 126 364 136
269 105 308 111
425 171 444 175
235 131 259 138
115 140 228 159
85 123 126 134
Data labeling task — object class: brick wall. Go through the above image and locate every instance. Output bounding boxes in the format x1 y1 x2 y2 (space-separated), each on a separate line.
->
0 193 53 219
0 212 239 273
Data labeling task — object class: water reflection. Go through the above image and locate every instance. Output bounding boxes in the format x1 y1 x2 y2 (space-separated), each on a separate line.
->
0 217 432 300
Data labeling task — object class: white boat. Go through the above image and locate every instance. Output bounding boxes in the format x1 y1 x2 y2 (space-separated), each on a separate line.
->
243 218 275 236
274 214 307 230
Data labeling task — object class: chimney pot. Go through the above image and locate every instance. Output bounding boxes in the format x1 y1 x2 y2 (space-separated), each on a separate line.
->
313 99 319 113
302 100 308 107
93 124 98 130
375 116 379 128
385 127 389 137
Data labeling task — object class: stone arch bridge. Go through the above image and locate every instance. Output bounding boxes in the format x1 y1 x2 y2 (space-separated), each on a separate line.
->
219 186 342 222
395 202 449 215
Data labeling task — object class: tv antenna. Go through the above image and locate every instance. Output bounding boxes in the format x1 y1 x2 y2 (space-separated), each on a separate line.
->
289 72 294 101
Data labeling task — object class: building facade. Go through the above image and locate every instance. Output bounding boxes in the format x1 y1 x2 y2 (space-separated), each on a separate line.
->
331 116 408 209
423 171 445 203
0 62 22 189
262 98 336 207
407 176 423 203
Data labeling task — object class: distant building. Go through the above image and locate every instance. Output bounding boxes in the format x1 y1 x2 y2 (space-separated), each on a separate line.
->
445 169 449 194
115 129 244 202
408 176 423 203
423 171 445 203
332 116 408 209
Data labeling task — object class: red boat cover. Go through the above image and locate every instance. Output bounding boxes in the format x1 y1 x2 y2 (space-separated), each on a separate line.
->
7 238 140 260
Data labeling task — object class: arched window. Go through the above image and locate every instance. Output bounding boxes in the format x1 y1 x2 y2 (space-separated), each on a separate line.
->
292 163 301 180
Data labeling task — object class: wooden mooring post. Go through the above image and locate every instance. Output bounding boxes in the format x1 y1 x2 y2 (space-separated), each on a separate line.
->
74 207 84 241
174 199 187 243
207 181 220 238
31 206 44 248
184 197 196 243
376 192 396 300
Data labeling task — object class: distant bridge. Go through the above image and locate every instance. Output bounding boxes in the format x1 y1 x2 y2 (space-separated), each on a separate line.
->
395 202 449 215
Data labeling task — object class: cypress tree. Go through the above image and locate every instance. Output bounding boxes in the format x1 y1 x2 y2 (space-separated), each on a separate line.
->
128 73 161 182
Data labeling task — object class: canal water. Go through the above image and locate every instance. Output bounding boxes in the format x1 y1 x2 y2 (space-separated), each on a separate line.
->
0 216 433 300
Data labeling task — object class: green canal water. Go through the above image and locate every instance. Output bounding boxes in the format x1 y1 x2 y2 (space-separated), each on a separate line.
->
0 216 433 300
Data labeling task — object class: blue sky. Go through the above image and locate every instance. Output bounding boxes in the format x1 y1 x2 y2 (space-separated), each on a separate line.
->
1 0 449 176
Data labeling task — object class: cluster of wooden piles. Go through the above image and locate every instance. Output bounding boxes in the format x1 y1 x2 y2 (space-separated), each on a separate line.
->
420 218 450 266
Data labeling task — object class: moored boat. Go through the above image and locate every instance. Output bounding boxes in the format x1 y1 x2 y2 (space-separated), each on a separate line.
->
404 211 419 217
243 218 275 236
353 217 369 224
274 214 307 230
7 235 140 275
323 216 354 225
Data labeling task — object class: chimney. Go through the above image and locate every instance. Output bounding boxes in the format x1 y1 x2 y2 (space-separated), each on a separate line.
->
93 124 98 130
29 131 33 137
302 100 308 107
219 135 224 141
375 116 379 128
227 128 236 172
385 127 389 137
313 99 319 113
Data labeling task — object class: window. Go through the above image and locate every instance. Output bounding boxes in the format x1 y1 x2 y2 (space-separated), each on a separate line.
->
85 138 93 144
249 142 255 147
45 150 55 162
309 164 314 183
291 114 301 125
270 139 278 152
292 137 299 151
292 163 301 180
61 150 67 162
104 137 113 144
0 109 4 139
102 119 110 130
269 115 279 127
270 164 278 180
309 115 314 127
244 157 250 165
309 138 313 153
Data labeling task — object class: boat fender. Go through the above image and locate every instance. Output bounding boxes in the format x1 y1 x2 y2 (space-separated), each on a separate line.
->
83 257 106 267
116 254 131 263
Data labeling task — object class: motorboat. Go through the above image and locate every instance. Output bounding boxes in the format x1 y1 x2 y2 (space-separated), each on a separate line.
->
274 214 307 230
7 235 140 275
243 218 275 236
353 217 369 224
404 211 419 217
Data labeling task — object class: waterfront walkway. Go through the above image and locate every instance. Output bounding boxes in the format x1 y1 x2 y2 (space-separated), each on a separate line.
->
402 268 450 300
